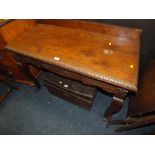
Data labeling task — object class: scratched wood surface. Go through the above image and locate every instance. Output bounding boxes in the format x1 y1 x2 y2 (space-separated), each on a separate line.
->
6 22 141 91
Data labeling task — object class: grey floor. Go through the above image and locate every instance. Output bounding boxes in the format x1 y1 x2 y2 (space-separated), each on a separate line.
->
0 73 154 135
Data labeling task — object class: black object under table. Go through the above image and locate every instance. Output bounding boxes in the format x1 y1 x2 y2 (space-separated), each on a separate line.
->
44 73 97 110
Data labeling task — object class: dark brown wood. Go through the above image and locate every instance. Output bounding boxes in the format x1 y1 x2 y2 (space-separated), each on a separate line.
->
0 33 6 49
110 59 155 131
115 115 155 132
12 53 129 124
13 54 122 93
14 55 41 90
0 74 17 103
37 19 142 40
104 89 128 123
44 73 97 110
0 19 41 86
5 19 142 124
6 22 141 92
128 59 155 117
45 73 97 100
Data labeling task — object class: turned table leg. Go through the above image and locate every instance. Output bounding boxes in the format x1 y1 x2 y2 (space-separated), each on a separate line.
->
14 55 41 90
103 88 128 125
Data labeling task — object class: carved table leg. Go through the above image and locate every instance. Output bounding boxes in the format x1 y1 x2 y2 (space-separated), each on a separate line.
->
13 54 41 90
103 88 128 125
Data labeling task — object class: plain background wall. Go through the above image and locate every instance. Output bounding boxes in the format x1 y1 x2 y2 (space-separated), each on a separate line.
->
84 19 155 71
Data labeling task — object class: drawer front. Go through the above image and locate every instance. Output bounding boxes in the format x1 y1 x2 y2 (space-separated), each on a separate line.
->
44 73 97 100
45 83 93 110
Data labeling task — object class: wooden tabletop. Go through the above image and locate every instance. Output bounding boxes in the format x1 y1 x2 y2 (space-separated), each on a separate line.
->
6 23 141 92
0 19 12 27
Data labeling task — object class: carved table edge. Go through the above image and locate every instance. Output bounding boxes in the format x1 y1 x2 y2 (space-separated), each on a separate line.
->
6 47 137 92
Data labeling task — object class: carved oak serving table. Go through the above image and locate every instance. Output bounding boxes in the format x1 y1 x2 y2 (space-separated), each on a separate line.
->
5 20 142 125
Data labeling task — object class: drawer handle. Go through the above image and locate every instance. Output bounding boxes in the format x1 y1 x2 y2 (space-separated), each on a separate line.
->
64 84 69 88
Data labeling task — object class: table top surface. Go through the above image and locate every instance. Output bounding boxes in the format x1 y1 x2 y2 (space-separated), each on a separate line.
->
6 23 141 91
0 19 12 27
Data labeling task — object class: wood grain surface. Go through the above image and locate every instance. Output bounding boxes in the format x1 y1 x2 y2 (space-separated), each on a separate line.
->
6 21 141 91
0 19 40 85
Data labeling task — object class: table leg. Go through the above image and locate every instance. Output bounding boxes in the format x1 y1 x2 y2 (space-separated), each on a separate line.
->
0 79 18 103
16 61 41 90
103 88 128 125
